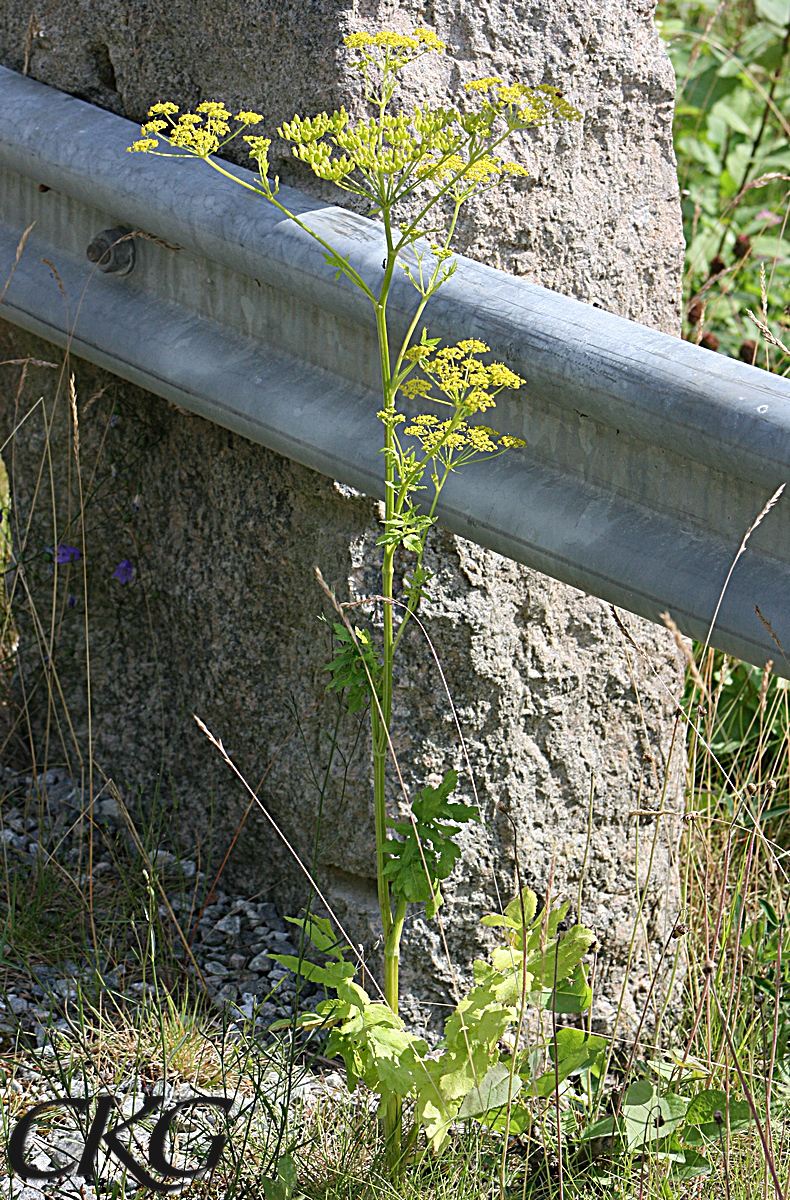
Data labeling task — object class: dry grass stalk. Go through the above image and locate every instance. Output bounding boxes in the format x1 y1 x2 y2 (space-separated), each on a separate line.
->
660 609 708 696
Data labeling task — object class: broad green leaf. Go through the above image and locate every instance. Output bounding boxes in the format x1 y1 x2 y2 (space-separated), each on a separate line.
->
458 1062 521 1118
680 64 740 114
269 953 355 987
284 914 344 958
683 1089 752 1142
712 100 754 137
756 0 790 26
551 1027 606 1069
491 945 523 972
670 1148 712 1179
278 1154 298 1199
480 1102 531 1135
622 1081 688 1150
552 964 593 1014
503 887 538 931
739 22 783 60
678 135 722 176
661 1049 711 1080
686 1088 728 1125
524 901 572 952
752 235 789 263
741 917 766 949
624 1079 654 1106
755 150 790 172
262 1178 286 1200
661 1092 689 1125
527 925 595 991
581 1115 618 1141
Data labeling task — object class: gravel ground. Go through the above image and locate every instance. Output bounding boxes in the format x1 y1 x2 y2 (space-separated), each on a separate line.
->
0 765 324 1034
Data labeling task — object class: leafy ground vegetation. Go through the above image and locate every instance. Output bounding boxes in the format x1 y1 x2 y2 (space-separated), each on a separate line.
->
657 0 790 365
1 7 790 1199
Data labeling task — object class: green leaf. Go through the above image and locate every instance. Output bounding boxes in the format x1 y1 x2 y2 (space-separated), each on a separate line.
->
581 1115 618 1141
751 235 789 263
622 1081 688 1150
285 914 344 958
670 1148 712 1180
679 65 740 114
741 916 766 949
711 100 753 137
504 887 538 930
551 964 593 1014
756 0 790 26
382 770 479 915
527 926 595 993
530 1027 606 1094
683 1089 752 1141
457 1062 521 1118
278 1154 298 1199
480 1102 531 1135
685 1088 728 1126
324 622 379 713
262 1153 301 1200
269 952 355 988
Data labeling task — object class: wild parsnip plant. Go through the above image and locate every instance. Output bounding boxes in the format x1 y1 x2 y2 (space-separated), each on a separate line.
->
128 28 582 1159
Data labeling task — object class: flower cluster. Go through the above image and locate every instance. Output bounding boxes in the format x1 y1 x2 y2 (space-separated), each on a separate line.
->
275 68 574 209
128 101 264 158
462 77 581 129
278 108 466 186
417 150 530 200
403 415 523 456
126 31 580 254
402 339 524 414
344 27 446 75
387 339 527 476
345 29 446 52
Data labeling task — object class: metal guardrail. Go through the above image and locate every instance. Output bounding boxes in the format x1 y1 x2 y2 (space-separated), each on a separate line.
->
1 65 790 673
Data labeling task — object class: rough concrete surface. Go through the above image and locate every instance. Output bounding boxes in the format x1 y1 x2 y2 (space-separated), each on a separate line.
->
0 0 686 1028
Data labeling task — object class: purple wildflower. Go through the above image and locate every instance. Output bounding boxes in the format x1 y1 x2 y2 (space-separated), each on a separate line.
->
112 559 134 585
757 209 782 227
55 545 81 564
67 594 77 608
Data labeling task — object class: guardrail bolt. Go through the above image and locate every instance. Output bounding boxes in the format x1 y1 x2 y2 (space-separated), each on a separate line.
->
86 226 135 275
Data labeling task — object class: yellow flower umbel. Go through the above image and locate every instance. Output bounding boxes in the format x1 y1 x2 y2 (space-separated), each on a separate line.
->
273 37 579 231
128 100 266 163
127 31 580 265
391 338 526 480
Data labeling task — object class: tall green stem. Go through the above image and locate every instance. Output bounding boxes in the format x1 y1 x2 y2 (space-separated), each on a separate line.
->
374 298 396 981
374 274 407 1170
382 896 408 1167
